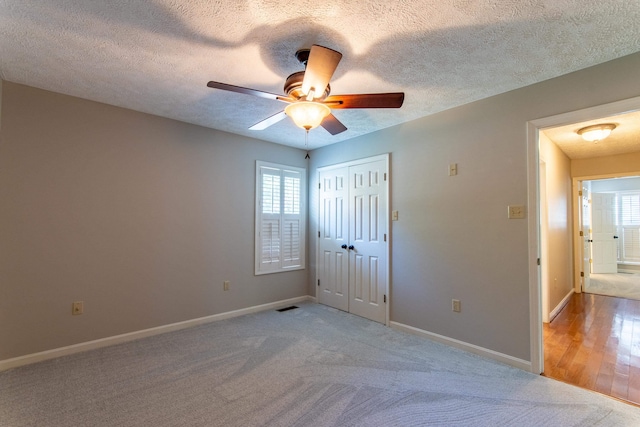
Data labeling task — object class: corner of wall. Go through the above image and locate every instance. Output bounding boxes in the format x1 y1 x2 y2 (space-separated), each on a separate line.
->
0 78 3 132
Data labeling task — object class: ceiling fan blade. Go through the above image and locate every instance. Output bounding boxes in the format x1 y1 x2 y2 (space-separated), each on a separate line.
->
301 45 342 100
324 93 405 109
207 81 293 102
321 113 348 135
249 111 288 130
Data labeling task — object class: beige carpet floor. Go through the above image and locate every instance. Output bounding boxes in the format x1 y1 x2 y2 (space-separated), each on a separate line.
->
2 302 640 426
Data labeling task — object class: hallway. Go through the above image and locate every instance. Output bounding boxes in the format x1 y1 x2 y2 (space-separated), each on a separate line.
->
543 292 640 406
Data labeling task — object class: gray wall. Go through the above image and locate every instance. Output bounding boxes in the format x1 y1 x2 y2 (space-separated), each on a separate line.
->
0 82 308 360
3 52 640 364
309 52 640 361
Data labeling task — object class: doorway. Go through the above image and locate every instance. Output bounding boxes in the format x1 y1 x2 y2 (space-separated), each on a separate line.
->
527 95 640 375
316 154 389 324
579 176 640 300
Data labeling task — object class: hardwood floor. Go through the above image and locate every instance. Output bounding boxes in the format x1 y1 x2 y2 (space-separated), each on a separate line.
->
543 292 640 406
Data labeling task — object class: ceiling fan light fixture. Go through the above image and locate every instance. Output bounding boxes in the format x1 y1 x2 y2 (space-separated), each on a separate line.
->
285 101 331 131
577 123 617 142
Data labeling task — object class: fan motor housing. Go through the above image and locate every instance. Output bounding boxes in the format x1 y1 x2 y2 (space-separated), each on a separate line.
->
284 52 331 101
284 72 331 101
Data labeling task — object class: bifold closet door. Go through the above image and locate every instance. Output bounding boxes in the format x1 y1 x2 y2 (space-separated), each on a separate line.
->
318 158 387 324
347 160 386 323
318 166 350 312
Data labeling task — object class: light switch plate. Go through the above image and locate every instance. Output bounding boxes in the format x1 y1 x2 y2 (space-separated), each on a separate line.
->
508 205 526 219
392 210 399 221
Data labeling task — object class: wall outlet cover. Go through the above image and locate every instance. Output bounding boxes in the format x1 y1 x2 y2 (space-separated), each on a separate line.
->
508 205 526 219
72 301 84 315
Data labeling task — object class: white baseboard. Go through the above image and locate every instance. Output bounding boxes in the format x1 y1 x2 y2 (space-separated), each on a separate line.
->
0 296 313 372
549 289 574 322
389 321 531 371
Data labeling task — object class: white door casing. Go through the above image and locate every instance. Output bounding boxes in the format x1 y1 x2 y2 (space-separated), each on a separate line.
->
581 184 591 290
317 155 389 324
590 193 617 274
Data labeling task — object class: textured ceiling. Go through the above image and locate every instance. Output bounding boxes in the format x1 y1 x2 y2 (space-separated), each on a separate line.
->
543 110 640 160
1 1 640 149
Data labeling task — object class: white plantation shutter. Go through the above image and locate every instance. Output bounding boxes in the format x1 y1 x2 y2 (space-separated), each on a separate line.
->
261 219 280 264
282 219 301 267
262 172 281 215
623 228 640 260
256 162 306 274
283 173 300 215
618 193 640 263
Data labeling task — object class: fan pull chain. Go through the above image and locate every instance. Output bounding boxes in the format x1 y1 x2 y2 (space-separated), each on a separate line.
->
305 130 310 159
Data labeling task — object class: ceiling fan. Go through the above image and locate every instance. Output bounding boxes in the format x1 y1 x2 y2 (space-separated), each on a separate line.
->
207 45 404 135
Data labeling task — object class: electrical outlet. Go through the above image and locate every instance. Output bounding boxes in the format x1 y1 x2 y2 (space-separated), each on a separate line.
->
452 299 461 313
72 301 83 315
223 280 230 291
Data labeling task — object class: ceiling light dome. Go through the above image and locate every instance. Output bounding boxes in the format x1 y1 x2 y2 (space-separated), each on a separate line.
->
577 123 617 142
285 101 331 131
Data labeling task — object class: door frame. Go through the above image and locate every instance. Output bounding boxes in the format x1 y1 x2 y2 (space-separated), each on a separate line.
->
527 95 640 374
576 180 591 293
316 153 391 326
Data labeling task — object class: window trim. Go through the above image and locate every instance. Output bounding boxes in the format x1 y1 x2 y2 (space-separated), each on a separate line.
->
255 161 306 275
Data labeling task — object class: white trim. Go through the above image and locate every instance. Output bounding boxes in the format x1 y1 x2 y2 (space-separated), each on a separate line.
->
255 161 307 275
549 289 574 323
0 296 313 372
526 120 543 374
316 154 391 172
573 171 640 181
572 178 584 293
390 321 531 371
530 96 640 130
527 95 640 376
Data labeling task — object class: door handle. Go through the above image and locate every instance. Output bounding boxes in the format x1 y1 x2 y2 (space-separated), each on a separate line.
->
613 236 619 239
587 240 593 243
341 244 348 249
348 245 355 250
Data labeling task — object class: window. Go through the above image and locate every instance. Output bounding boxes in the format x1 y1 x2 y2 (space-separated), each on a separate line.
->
255 161 306 274
618 192 640 263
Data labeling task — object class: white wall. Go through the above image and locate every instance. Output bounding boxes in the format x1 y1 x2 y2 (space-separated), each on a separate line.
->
309 52 640 361
591 176 640 192
0 82 308 360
